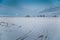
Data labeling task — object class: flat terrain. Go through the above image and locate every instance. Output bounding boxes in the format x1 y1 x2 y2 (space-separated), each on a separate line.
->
0 17 60 40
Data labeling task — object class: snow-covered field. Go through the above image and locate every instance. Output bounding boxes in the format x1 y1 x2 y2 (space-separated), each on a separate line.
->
0 17 60 40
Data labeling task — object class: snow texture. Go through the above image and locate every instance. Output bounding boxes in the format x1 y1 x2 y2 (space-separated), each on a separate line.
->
0 17 60 40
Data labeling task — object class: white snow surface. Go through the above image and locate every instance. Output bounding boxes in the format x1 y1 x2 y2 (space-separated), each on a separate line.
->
0 17 60 40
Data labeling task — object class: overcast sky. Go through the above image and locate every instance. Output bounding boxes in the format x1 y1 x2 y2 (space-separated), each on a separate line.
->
0 0 60 16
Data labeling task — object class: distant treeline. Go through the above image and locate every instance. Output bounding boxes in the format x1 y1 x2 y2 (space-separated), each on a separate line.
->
25 15 58 17
0 15 58 17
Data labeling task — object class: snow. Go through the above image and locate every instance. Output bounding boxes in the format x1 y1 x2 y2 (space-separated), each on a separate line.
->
0 17 60 40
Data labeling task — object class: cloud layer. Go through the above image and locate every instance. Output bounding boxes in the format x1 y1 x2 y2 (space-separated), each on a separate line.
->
0 0 60 16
